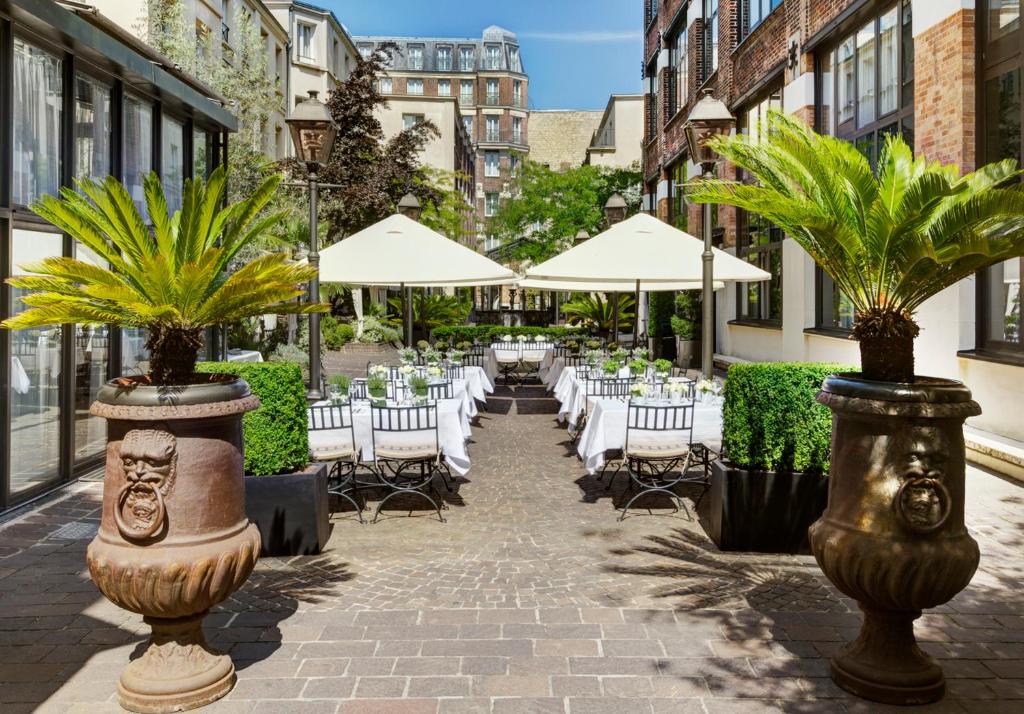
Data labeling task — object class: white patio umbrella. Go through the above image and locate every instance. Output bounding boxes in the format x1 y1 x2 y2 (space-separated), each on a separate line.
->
319 213 515 288
319 213 517 345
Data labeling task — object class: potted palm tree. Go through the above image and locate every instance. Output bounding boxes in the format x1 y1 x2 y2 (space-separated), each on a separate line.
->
688 113 1024 704
1 168 323 713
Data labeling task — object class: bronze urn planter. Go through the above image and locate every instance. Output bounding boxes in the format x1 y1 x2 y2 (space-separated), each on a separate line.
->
809 374 981 705
86 376 262 713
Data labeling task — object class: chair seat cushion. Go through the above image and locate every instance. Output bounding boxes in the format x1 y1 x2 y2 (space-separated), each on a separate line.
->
309 430 356 461
376 443 439 461
626 433 690 460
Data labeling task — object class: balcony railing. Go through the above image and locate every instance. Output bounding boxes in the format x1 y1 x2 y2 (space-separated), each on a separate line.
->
485 94 500 106
485 131 500 142
460 95 474 106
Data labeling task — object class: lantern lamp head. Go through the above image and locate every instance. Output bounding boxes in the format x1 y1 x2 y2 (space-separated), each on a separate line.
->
286 90 337 167
684 89 735 174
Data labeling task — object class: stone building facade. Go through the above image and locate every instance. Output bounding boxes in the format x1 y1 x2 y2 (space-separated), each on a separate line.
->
352 26 528 251
587 94 645 169
528 110 603 171
642 0 1024 475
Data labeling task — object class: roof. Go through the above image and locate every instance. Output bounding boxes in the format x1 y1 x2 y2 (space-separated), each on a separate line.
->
268 0 359 55
351 28 524 74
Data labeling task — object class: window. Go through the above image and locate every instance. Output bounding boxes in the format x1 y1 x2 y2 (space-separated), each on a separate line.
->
408 45 423 70
645 63 658 141
485 150 500 176
509 46 521 72
460 79 474 104
978 1 1023 359
297 23 314 60
513 80 522 108
704 0 719 79
73 243 110 463
669 162 687 228
13 39 62 206
74 74 112 183
123 94 153 219
358 45 372 59
742 0 782 39
484 192 499 216
485 45 501 70
509 153 520 175
735 88 784 324
484 234 501 251
161 115 185 213
460 47 474 71
463 116 473 137
486 79 499 105
817 3 914 331
403 113 425 130
438 46 452 71
512 117 522 143
194 127 211 179
669 22 688 116
379 77 392 94
645 0 659 26
485 115 499 142
438 79 451 96
407 78 423 95
9 230 65 497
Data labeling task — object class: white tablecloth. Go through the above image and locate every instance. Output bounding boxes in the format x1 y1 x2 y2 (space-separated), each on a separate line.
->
463 365 494 403
314 398 471 475
227 349 264 363
483 345 555 382
577 399 723 474
553 365 632 428
11 356 30 394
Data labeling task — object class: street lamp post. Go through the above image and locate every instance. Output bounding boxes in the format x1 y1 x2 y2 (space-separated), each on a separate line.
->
396 193 422 347
604 193 628 345
684 89 735 380
286 90 337 400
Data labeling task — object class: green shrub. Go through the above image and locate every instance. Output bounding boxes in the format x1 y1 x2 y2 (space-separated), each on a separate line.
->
322 315 354 350
196 362 309 476
722 362 854 475
431 325 589 344
358 316 400 344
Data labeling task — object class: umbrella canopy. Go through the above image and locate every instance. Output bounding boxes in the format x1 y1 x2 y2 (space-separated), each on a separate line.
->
319 213 516 287
516 277 725 292
524 212 770 286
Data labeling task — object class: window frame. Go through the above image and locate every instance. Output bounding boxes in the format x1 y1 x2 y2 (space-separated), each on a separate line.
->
437 45 452 71
740 0 783 41
296 22 315 61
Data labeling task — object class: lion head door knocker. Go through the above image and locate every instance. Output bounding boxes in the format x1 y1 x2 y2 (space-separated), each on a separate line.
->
893 428 952 535
115 430 178 540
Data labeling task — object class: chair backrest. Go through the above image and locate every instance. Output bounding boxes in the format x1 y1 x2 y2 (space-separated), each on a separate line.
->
564 354 586 368
445 364 465 380
427 379 454 401
308 403 354 430
370 403 439 458
625 402 694 454
595 377 632 399
350 378 369 399
462 351 484 367
307 403 357 459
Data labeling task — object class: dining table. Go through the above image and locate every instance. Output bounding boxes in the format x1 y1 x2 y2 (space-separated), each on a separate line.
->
483 343 555 383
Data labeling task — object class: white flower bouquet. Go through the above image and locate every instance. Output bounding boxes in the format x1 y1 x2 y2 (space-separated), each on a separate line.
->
502 334 513 342
630 382 650 398
368 364 388 378
398 364 416 377
534 334 547 343
398 347 417 364
515 334 527 343
426 365 443 378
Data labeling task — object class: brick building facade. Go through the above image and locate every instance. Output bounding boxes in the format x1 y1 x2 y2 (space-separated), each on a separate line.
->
353 26 528 251
642 0 1024 475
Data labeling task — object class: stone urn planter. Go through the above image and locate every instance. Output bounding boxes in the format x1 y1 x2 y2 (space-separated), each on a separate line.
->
86 376 262 713
809 374 981 705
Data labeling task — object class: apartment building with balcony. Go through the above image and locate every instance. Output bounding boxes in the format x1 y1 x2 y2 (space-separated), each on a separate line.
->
641 0 1024 477
352 26 529 252
586 94 644 169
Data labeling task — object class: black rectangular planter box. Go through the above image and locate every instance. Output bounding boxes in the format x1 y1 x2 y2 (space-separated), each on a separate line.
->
244 462 330 557
701 460 828 554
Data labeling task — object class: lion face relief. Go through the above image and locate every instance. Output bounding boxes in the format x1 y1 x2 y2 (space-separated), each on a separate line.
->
115 429 177 539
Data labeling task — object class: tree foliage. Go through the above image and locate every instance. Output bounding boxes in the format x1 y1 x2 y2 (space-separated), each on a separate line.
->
561 294 635 337
417 168 474 243
488 159 643 265
688 112 1024 381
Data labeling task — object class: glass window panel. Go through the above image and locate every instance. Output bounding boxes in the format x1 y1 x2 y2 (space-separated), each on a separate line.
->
820 50 835 135
837 37 855 125
989 0 1021 43
193 128 210 179
902 0 914 107
485 150 499 176
379 77 392 94
74 74 112 183
408 79 423 95
10 230 65 496
438 79 450 96
879 8 898 116
74 243 110 462
162 115 185 213
984 69 1022 164
124 94 153 220
13 39 62 206
986 258 1022 348
437 47 452 71
857 21 876 126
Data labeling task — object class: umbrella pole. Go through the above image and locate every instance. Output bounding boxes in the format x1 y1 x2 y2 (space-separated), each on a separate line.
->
632 279 640 349
402 282 413 347
611 292 619 345
702 189 715 380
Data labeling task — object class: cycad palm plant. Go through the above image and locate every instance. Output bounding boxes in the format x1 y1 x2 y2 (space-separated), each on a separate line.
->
687 112 1024 382
561 293 635 337
1 168 324 384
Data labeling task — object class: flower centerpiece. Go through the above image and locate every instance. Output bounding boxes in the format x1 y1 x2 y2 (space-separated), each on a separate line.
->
367 375 388 403
585 339 602 350
450 350 465 365
612 347 628 362
666 380 688 404
630 381 650 398
408 375 429 399
515 334 527 343
602 359 621 376
398 347 417 364
398 364 416 379
424 350 441 364
586 349 604 367
654 358 673 379
628 359 648 377
426 365 443 379
328 374 351 404
368 364 388 379
535 334 547 343
502 334 513 343
633 347 650 361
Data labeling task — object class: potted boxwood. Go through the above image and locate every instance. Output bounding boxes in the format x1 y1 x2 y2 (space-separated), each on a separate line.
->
197 362 330 559
408 374 429 399
704 362 847 554
671 294 698 369
690 113 1024 704
367 375 387 403
1 168 324 712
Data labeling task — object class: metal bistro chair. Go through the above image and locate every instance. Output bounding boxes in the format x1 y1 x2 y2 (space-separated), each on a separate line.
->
445 364 466 381
426 379 454 401
369 403 447 523
570 376 630 447
617 401 698 521
492 342 522 385
308 404 364 523
462 349 485 368
517 341 547 383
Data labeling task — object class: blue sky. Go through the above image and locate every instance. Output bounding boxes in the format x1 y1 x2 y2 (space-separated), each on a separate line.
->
323 0 643 110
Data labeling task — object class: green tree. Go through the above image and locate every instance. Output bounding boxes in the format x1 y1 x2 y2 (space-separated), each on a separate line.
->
417 168 474 243
488 159 643 265
688 112 1024 382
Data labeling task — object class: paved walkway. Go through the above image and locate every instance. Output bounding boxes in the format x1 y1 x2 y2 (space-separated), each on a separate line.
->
2 379 1024 713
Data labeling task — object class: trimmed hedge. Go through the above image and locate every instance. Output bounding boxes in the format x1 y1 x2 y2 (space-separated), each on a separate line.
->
722 362 854 475
432 325 589 344
196 362 309 476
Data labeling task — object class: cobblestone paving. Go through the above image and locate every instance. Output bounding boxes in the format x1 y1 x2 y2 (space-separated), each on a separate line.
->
2 376 1024 713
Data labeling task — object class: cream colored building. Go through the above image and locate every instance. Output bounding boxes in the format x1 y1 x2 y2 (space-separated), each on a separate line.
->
527 110 602 172
586 94 643 169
